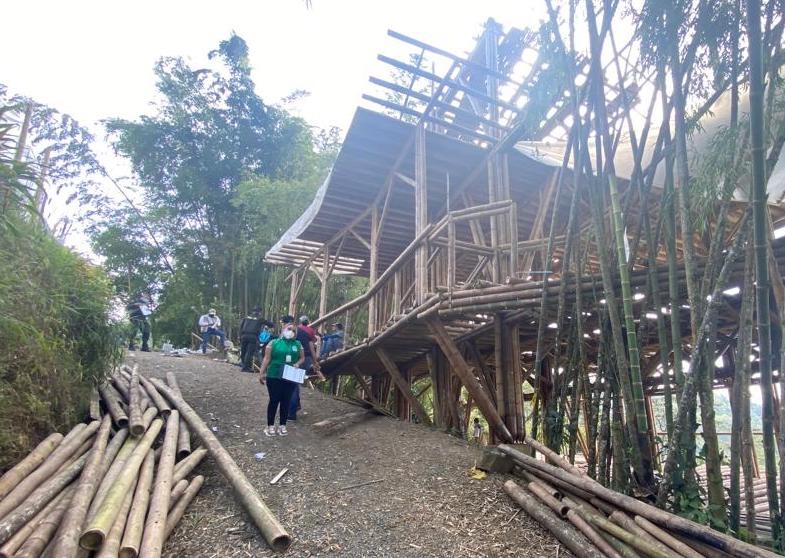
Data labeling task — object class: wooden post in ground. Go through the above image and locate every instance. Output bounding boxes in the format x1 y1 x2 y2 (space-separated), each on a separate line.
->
369 206 379 336
425 316 512 442
426 350 443 428
376 348 431 425
288 268 300 317
414 123 428 304
318 245 330 320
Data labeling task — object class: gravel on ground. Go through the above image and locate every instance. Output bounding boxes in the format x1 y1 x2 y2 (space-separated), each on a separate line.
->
128 351 566 557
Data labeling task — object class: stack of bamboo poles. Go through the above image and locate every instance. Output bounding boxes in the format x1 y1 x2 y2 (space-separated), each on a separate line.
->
499 441 780 558
0 365 291 557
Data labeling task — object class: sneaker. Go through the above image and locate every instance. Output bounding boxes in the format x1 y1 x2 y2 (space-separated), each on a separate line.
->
264 426 277 437
278 425 288 436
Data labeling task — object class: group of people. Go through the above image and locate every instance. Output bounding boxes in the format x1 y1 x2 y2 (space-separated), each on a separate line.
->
197 307 345 437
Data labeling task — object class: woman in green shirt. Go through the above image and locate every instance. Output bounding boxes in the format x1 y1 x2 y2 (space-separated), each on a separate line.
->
259 321 304 436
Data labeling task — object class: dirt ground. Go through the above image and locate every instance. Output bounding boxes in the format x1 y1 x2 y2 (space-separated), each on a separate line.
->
128 351 565 557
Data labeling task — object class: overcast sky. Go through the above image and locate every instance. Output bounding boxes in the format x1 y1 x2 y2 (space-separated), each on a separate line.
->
2 0 547 134
1 0 549 247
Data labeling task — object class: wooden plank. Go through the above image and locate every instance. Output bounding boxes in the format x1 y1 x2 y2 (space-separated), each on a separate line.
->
425 316 512 442
376 348 432 426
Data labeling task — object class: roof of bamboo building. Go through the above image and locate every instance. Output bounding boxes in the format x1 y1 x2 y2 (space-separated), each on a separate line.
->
265 19 785 396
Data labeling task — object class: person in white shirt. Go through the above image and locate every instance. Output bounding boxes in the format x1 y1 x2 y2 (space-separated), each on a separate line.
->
472 417 484 445
198 308 226 354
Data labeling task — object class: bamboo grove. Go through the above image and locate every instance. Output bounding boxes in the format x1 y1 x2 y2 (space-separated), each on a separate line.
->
266 0 785 551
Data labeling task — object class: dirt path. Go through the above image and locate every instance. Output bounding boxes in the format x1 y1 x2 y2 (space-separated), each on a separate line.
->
129 351 564 557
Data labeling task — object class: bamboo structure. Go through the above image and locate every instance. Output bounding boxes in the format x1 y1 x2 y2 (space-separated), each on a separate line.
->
261 12 785 553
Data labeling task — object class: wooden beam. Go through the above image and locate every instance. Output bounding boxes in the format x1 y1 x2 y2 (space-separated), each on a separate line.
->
348 227 371 251
425 315 512 442
376 348 432 425
395 172 417 188
352 368 381 406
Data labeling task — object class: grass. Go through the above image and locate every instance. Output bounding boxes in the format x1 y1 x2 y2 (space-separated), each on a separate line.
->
0 216 122 470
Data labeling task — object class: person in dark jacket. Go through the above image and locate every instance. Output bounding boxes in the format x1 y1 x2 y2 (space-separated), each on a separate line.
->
239 307 272 372
127 293 152 352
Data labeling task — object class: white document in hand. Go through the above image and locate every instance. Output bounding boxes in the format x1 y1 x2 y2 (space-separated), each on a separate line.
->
282 364 306 384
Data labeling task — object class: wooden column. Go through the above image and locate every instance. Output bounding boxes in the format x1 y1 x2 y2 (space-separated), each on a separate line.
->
377 347 431 425
318 245 330 319
425 316 512 442
352 368 381 406
368 206 379 336
288 268 300 316
414 124 428 304
426 350 443 428
493 316 506 423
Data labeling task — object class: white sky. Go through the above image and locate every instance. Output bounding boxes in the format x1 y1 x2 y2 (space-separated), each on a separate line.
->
2 0 547 134
0 0 549 249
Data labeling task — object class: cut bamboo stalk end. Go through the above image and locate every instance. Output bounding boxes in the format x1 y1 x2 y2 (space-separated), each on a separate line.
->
164 476 204 540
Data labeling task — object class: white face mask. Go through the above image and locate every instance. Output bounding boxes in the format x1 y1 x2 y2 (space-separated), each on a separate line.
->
282 329 295 340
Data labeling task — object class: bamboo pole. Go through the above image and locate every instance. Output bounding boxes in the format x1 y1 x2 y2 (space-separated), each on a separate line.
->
425 316 512 442
12 485 76 558
80 419 163 550
90 388 102 420
99 382 129 428
95 478 137 558
499 444 780 558
0 485 72 558
527 480 622 558
119 450 155 558
87 408 156 522
633 515 703 558
0 420 99 524
166 372 192 460
139 375 172 418
150 379 291 552
168 479 189 510
164 476 204 540
50 415 113 557
128 366 145 437
0 446 92 546
139 411 179 558
0 433 62 500
503 480 604 558
172 447 208 485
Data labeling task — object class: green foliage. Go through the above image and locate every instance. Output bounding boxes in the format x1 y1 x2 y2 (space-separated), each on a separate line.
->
0 217 121 470
91 33 361 346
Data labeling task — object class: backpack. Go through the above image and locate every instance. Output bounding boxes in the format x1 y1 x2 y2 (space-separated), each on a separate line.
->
258 329 272 345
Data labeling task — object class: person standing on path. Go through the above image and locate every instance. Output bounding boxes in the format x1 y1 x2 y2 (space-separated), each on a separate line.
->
198 308 226 354
472 418 484 446
290 315 324 421
239 307 272 372
127 293 152 352
258 320 304 437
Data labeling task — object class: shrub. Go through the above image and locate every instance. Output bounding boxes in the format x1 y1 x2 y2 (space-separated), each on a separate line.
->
0 218 121 470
